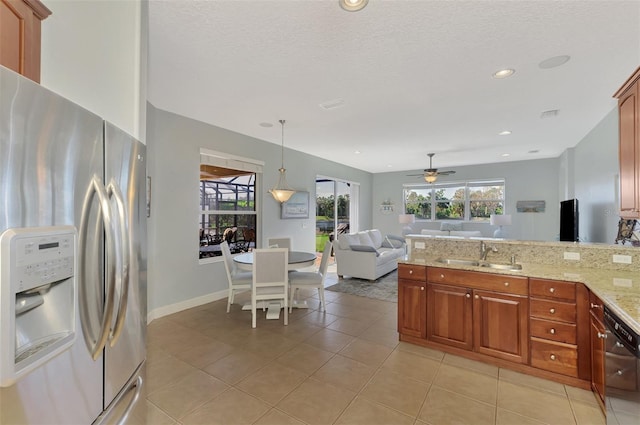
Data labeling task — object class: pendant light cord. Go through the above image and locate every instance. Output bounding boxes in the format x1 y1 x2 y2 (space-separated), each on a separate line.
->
279 119 286 169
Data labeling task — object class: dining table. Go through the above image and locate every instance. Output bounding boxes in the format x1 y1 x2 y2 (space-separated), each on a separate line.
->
233 250 317 318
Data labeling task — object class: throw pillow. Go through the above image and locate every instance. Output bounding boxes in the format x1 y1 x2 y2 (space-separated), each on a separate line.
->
440 222 463 231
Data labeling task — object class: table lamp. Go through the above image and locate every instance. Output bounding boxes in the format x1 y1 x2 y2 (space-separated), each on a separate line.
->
398 214 415 233
490 214 512 238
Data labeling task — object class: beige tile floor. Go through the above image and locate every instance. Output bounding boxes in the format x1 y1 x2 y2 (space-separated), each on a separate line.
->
138 266 605 425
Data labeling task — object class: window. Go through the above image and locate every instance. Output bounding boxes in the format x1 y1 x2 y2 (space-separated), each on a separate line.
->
199 150 262 260
403 179 505 221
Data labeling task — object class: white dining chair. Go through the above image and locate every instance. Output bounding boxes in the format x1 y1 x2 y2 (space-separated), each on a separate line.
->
288 241 332 313
251 248 289 328
221 241 253 313
267 237 291 250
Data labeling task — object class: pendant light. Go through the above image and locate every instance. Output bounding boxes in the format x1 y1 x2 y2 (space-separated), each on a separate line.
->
269 119 296 203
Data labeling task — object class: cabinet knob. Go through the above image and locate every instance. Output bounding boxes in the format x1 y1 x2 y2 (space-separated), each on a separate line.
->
504 282 509 287
421 286 425 291
549 287 555 293
597 332 607 339
409 269 413 274
466 293 471 298
550 354 556 361
590 303 601 309
440 274 444 279
616 370 623 376
474 294 479 299
549 308 555 314
550 328 556 334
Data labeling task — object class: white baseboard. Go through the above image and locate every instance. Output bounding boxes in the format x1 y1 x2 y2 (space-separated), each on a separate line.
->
147 289 228 324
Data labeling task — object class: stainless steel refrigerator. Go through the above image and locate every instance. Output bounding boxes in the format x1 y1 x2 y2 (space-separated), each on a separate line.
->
0 66 147 424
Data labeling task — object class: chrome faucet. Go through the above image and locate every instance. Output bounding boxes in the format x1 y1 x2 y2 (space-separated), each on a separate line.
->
480 241 498 261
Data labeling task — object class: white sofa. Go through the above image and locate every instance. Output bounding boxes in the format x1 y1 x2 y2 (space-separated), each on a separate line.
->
419 229 483 238
334 229 405 281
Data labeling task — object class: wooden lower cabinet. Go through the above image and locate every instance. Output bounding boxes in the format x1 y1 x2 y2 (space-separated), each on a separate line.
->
528 279 591 380
398 265 595 392
426 267 529 364
397 264 427 338
589 293 606 406
473 289 529 363
398 279 426 338
427 283 472 350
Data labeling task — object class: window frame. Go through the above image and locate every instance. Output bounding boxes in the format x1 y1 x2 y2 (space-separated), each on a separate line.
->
199 150 263 264
403 179 506 222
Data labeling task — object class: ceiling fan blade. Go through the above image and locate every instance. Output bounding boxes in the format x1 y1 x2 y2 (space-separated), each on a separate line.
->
438 170 456 176
406 173 425 177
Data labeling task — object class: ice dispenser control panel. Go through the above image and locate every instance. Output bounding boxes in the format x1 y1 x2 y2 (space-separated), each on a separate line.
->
0 226 77 387
13 232 74 293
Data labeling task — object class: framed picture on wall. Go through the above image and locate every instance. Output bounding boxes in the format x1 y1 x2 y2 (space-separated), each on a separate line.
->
282 191 310 219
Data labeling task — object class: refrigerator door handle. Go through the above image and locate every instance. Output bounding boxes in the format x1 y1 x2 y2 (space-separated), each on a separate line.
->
79 175 118 360
106 179 129 346
114 374 142 425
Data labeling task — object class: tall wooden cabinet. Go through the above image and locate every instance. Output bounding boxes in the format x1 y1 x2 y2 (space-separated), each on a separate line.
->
614 67 640 218
0 0 51 83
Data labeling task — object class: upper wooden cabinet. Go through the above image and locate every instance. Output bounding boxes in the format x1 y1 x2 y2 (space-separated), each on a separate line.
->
614 67 640 218
0 0 51 83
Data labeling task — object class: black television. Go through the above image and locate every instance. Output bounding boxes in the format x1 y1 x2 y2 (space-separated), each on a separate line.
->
560 199 579 242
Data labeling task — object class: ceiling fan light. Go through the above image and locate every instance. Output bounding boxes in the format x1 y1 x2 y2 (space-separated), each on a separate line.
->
425 174 438 183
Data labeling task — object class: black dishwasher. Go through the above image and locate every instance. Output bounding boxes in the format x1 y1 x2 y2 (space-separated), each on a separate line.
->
603 305 640 424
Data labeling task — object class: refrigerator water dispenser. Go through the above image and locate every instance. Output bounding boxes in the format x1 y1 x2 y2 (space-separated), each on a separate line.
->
0 226 77 387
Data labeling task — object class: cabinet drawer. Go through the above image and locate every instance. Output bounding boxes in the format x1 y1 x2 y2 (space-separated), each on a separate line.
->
398 264 427 281
530 298 576 323
530 338 579 377
530 317 577 344
530 279 575 301
428 267 528 295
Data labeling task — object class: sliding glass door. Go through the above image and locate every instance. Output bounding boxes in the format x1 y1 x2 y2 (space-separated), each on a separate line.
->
316 178 352 254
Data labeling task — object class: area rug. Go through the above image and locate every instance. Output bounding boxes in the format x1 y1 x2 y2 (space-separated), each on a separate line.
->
326 270 398 303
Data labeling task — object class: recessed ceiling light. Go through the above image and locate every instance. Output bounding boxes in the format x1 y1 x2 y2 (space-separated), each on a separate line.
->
501 153 511 157
339 0 368 12
492 69 515 79
354 150 361 154
259 122 273 128
319 98 346 110
528 150 540 154
540 109 559 119
539 55 571 69
498 130 512 136
387 164 393 168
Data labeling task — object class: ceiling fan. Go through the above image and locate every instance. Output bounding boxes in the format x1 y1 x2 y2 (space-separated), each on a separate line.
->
407 153 456 183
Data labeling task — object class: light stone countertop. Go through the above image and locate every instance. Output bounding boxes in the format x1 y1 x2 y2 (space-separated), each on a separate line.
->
400 256 640 334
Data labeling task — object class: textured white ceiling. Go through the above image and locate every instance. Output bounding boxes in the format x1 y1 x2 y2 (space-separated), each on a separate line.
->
148 0 640 174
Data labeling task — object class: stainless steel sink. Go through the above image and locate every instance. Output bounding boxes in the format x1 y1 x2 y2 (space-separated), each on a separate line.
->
480 262 522 271
435 258 522 271
435 258 480 267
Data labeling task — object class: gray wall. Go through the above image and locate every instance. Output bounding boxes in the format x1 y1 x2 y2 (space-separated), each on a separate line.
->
146 105 372 316
572 108 620 244
372 158 561 241
147 103 621 317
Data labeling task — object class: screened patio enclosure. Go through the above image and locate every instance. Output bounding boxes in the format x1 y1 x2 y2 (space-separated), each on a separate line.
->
199 170 257 258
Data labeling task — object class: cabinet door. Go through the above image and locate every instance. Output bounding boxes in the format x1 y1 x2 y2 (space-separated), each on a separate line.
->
0 0 49 83
427 283 472 350
398 279 426 338
473 290 529 363
618 80 639 216
590 312 606 405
